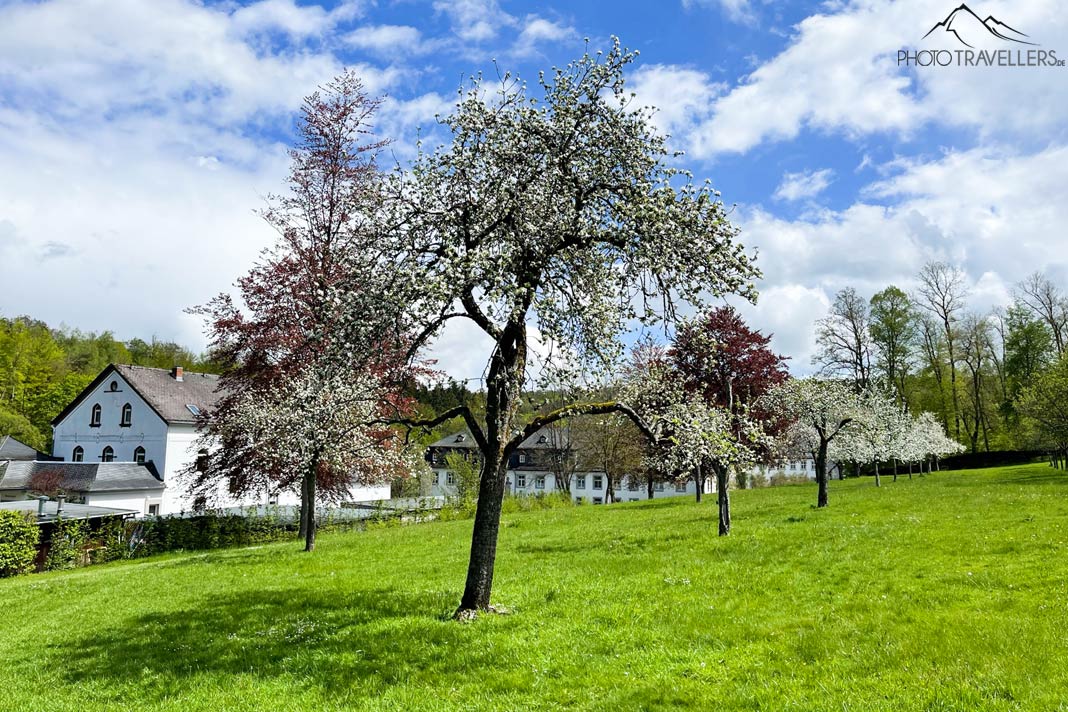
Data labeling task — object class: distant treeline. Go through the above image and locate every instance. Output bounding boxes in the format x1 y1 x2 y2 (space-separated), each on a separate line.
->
0 315 224 450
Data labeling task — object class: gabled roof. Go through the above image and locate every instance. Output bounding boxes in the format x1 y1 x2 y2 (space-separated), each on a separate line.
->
51 364 221 427
0 436 38 461
429 431 480 449
0 461 164 493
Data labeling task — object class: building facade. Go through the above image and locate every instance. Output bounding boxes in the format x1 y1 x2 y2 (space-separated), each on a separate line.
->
50 364 389 515
426 428 713 503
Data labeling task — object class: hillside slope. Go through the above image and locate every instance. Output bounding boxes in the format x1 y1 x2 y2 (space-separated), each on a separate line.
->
3 464 1067 711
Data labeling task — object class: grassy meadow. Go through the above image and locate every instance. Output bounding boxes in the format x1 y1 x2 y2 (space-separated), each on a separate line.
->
3 463 1068 711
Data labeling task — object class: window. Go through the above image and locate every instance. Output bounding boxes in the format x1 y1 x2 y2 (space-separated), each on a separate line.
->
90 404 101 427
675 482 686 493
535 476 545 490
147 504 159 516
516 474 527 488
186 404 201 417
575 496 584 504
196 449 209 473
518 453 527 464
109 381 119 392
120 403 132 427
593 497 603 505
628 479 639 491
268 493 279 506
134 446 146 464
101 446 114 462
72 446 84 462
192 495 207 512
790 462 797 470
575 475 586 489
446 472 456 486
655 482 665 492
801 461 808 471
592 475 603 490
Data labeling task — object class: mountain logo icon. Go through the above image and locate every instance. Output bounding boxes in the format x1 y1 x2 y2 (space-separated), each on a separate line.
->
922 4 1037 48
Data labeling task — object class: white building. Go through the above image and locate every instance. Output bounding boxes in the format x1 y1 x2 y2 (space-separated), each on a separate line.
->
49 364 389 515
426 428 714 504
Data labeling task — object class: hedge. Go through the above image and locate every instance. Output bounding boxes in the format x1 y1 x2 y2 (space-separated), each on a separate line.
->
0 510 39 577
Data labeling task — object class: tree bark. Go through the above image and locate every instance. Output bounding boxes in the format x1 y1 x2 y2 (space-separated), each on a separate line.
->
816 440 829 508
303 457 317 552
456 323 524 616
892 459 898 482
714 464 730 536
298 475 308 539
647 475 654 500
874 461 881 488
694 463 703 503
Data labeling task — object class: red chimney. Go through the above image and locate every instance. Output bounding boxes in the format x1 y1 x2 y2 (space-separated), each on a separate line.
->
172 366 184 382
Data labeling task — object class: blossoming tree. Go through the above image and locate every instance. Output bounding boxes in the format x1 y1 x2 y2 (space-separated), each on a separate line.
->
761 379 862 507
371 41 758 615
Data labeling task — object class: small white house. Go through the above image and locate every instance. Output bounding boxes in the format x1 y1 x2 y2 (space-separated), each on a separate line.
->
50 364 390 515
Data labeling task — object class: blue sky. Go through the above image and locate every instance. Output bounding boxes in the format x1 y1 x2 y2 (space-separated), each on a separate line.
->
2 0 1067 380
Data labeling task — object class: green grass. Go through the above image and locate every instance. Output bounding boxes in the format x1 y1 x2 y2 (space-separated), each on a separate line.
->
4 464 1068 711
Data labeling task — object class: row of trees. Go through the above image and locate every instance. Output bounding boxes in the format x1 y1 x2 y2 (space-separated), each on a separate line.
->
0 316 221 450
813 265 1068 454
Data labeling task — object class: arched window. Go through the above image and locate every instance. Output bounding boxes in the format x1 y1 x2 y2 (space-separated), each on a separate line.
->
133 446 146 465
72 446 84 462
90 404 102 427
101 446 114 462
120 403 132 427
109 381 119 392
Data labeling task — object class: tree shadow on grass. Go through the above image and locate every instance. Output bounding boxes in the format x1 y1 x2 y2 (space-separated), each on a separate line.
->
45 586 510 704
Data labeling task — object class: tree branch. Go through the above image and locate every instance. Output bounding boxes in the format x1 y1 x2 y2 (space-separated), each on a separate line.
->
505 401 659 452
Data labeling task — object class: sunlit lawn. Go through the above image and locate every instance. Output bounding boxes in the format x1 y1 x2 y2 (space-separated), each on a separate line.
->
3 463 1068 711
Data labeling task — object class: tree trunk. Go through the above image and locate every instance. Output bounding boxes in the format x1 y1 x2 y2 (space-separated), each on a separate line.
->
456 324 525 616
816 441 829 508
606 474 615 504
715 464 730 536
874 461 881 488
893 459 898 482
647 475 654 500
694 463 703 503
298 475 308 539
303 458 317 553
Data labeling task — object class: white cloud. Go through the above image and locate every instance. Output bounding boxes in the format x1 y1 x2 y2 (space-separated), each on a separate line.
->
682 0 757 25
345 24 428 57
774 168 834 202
681 0 1068 158
512 16 575 57
627 64 724 148
729 143 1068 369
229 0 358 38
432 0 515 43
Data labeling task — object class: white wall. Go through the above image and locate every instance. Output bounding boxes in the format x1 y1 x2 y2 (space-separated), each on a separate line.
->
52 371 168 468
83 490 162 516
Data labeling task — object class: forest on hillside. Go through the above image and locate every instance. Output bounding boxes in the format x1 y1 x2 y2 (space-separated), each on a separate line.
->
0 315 223 451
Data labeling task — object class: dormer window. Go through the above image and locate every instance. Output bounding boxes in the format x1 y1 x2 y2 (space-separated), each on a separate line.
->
537 435 548 444
454 434 466 443
90 404 102 427
134 446 146 464
101 446 114 462
120 403 132 427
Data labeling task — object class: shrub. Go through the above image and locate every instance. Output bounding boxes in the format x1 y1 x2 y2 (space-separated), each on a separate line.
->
0 510 39 577
46 517 89 571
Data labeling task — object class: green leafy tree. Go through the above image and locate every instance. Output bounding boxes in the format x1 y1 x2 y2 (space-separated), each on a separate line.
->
869 286 916 407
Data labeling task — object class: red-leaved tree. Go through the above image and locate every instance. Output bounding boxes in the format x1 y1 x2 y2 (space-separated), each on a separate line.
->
188 71 419 552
